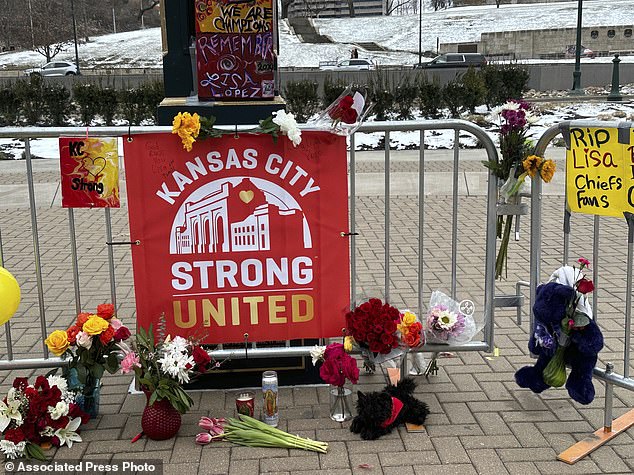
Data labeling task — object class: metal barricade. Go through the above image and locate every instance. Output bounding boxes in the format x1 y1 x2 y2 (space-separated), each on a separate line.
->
0 120 498 370
531 120 634 463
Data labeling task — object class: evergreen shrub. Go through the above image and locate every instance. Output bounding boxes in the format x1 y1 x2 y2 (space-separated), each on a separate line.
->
283 80 320 122
415 75 444 118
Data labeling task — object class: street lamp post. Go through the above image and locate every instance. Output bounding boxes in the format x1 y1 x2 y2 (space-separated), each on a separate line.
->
70 0 81 75
571 0 584 93
418 0 423 65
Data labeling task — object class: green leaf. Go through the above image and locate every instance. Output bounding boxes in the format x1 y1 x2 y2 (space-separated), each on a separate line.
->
572 311 591 328
90 364 105 380
25 442 47 461
105 352 119 373
149 390 159 406
76 364 87 385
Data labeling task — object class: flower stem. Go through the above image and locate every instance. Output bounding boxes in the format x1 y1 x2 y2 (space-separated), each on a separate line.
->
495 215 513 279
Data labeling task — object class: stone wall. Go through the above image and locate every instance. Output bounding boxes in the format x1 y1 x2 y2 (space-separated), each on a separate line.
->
441 25 634 58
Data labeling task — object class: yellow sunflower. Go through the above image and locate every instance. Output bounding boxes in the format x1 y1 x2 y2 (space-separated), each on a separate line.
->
522 155 543 178
540 159 556 183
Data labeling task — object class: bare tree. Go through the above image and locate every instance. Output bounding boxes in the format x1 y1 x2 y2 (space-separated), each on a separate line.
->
32 0 73 62
139 0 160 21
0 0 30 49
386 0 413 15
429 0 452 11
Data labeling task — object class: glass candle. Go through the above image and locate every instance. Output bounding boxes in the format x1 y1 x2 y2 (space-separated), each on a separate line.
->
235 391 255 417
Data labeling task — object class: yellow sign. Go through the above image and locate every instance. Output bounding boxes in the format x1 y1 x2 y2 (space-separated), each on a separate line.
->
195 0 274 34
566 125 634 217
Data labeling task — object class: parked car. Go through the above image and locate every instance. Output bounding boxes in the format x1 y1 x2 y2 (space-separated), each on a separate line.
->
414 53 487 69
565 45 595 59
24 60 78 77
319 58 375 71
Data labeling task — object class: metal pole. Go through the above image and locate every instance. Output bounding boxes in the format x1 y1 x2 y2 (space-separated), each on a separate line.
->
350 134 357 307
592 215 599 321
603 363 614 432
70 0 81 74
571 0 584 93
385 131 390 302
418 130 425 315
104 208 118 310
0 226 14 360
418 0 423 65
25 138 49 358
623 212 634 379
68 209 82 315
451 129 459 300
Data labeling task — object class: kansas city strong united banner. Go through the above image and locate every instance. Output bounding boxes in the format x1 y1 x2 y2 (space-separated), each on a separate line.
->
124 132 350 343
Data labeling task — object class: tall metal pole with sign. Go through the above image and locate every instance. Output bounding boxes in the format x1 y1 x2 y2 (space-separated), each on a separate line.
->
571 0 584 93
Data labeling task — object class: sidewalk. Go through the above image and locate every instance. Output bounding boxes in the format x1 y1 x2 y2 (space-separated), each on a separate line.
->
0 149 632 475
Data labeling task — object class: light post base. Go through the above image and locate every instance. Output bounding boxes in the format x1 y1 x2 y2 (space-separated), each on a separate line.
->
570 71 585 95
607 54 623 102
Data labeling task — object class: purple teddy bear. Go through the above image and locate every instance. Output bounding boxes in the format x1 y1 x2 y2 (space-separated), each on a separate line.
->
515 282 603 405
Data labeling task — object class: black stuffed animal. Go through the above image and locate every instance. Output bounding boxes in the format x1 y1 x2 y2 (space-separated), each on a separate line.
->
350 378 429 440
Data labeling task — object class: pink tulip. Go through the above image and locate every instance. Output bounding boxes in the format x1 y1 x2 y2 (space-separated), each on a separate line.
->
195 432 212 445
198 416 214 431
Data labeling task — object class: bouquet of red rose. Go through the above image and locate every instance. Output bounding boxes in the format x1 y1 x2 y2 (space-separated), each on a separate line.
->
345 298 402 355
0 375 89 461
310 86 372 136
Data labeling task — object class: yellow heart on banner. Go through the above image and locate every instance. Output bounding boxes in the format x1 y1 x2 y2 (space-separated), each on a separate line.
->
239 190 254 204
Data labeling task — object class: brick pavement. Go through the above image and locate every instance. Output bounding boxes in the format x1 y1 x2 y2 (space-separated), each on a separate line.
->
0 150 633 475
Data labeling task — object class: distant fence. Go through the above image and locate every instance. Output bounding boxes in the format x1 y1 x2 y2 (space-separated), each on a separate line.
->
0 62 632 93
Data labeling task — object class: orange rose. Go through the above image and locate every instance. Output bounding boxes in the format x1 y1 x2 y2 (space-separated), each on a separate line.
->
66 325 81 344
99 325 116 345
404 332 421 347
76 312 91 327
97 303 115 320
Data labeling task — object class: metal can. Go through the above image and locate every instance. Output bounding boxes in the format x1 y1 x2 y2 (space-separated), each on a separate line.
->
262 370 279 427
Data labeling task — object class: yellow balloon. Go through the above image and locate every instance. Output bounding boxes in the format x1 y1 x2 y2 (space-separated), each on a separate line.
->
0 266 21 325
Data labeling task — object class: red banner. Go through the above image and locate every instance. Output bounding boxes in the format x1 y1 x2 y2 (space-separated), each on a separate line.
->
124 132 350 344
59 137 120 208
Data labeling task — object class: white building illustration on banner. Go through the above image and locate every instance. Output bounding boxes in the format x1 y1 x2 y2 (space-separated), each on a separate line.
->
170 177 312 255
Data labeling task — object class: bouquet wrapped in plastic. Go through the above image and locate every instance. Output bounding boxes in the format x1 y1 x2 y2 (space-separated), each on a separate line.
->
309 86 372 136
425 291 483 345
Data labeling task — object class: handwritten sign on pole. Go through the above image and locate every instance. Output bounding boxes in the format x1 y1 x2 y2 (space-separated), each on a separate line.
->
59 137 120 208
566 125 634 217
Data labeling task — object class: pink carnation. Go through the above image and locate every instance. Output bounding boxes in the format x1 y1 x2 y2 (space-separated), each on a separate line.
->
120 352 140 374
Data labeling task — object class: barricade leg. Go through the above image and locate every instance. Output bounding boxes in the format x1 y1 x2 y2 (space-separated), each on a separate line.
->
557 363 634 464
